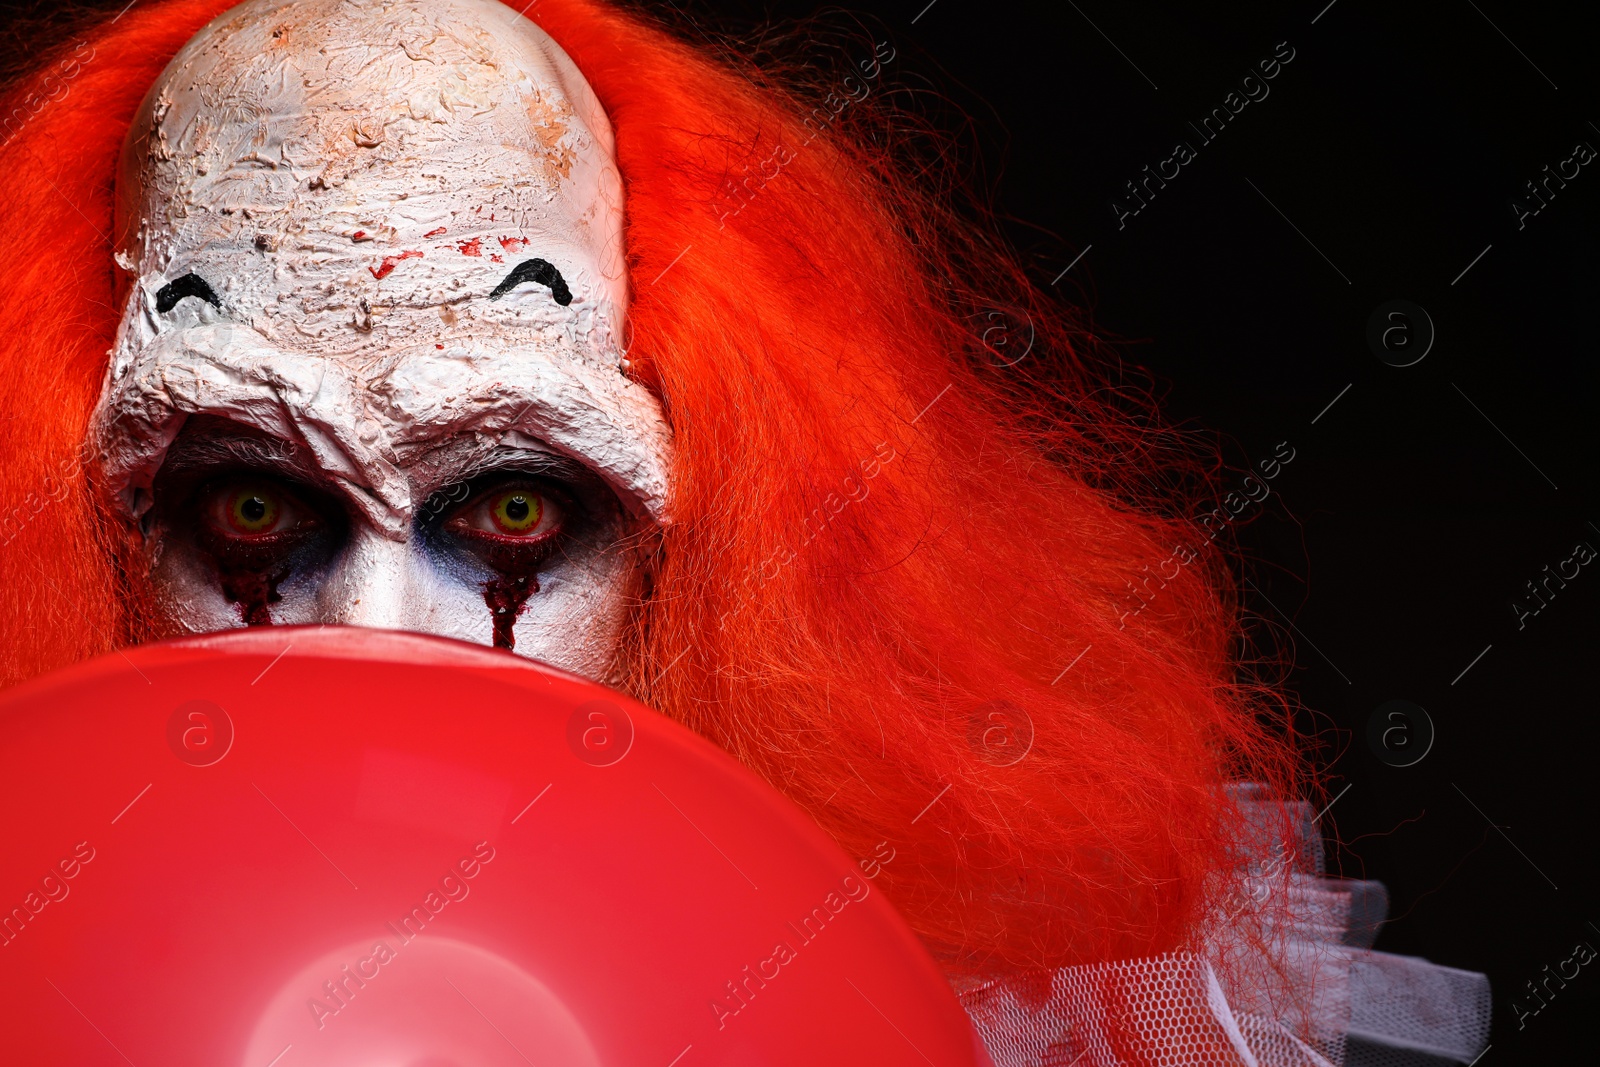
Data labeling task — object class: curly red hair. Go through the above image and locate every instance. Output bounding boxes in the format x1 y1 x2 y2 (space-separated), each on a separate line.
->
0 0 1303 973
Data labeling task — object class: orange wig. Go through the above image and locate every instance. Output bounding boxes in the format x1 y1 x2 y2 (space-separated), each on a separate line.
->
0 0 1303 974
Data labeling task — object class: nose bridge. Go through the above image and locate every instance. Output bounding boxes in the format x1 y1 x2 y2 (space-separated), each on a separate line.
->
322 531 413 630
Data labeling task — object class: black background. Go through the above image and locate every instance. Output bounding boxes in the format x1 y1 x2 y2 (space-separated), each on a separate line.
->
4 0 1595 1060
686 0 1596 1060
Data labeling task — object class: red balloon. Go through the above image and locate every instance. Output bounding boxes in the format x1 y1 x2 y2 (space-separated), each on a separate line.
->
0 627 985 1066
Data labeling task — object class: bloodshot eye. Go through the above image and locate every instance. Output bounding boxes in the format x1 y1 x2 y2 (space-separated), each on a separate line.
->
444 482 564 545
203 481 308 539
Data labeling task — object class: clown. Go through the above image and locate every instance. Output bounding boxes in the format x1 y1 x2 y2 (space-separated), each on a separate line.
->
98 0 669 679
0 0 1488 1063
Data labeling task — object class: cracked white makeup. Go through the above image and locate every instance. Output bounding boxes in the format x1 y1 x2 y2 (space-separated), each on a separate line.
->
92 0 672 679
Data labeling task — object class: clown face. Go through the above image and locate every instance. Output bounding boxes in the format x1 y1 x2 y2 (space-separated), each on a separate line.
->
93 0 671 679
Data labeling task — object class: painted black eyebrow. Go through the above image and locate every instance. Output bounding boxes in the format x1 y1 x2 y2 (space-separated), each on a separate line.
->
155 273 221 313
487 258 573 306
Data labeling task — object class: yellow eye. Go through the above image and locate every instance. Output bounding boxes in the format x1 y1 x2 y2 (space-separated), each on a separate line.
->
489 490 542 535
442 481 564 547
223 486 281 534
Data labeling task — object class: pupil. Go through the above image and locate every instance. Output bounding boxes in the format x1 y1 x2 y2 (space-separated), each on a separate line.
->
504 496 530 521
241 496 267 522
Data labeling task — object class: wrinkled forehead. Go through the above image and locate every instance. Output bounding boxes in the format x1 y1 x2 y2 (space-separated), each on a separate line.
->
97 0 672 525
116 0 625 311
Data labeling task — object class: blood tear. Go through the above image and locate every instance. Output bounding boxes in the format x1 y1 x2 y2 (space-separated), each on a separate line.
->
484 572 539 650
219 568 288 626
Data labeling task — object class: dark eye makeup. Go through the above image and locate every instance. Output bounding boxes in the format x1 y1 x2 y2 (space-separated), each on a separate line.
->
151 424 600 642
176 472 341 625
419 472 581 650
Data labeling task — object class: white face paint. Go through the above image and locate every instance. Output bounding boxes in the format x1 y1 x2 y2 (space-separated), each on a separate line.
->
93 0 671 680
